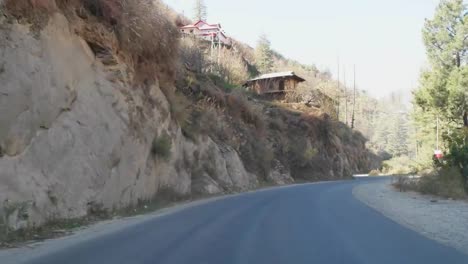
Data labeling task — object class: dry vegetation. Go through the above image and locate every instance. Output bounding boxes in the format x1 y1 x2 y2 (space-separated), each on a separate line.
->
178 37 252 89
392 168 467 199
4 0 180 86
2 0 380 180
177 68 376 181
116 0 179 82
0 0 383 245
382 156 419 175
175 33 379 180
215 47 250 85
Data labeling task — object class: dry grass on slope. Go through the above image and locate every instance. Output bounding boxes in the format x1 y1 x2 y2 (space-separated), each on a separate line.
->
3 0 180 85
176 32 376 179
177 64 375 181
115 0 179 82
78 0 180 84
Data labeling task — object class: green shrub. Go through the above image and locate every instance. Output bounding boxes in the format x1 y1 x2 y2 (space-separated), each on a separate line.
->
207 74 239 91
286 136 320 168
225 90 266 133
445 129 468 185
160 86 191 126
240 136 274 179
86 201 109 219
151 134 172 160
268 117 286 131
181 105 230 143
368 170 380 176
303 147 318 160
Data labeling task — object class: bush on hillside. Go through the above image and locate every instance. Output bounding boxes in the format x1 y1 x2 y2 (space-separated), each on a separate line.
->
6 0 181 84
285 84 337 117
117 0 179 81
214 48 250 86
151 133 172 160
240 135 274 180
382 156 419 175
179 38 206 74
231 39 256 66
207 74 239 90
180 102 235 144
445 129 468 185
226 90 265 133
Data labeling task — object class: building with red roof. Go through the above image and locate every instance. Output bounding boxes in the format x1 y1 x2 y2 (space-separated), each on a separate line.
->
179 20 232 46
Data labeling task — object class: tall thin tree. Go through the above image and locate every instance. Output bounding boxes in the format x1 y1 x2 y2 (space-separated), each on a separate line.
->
344 67 348 126
351 65 356 129
336 57 340 120
193 0 207 21
255 35 274 73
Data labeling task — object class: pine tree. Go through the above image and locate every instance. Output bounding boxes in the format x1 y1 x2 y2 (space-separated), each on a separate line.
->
412 0 468 173
255 35 274 73
387 114 409 157
422 0 467 70
193 0 207 21
372 113 391 151
415 0 468 122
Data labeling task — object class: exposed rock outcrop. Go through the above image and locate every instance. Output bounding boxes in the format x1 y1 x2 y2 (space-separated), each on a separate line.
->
0 1 377 232
0 13 270 230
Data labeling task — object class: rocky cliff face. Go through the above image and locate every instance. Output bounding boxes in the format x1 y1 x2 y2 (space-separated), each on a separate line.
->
0 1 378 232
0 12 288 230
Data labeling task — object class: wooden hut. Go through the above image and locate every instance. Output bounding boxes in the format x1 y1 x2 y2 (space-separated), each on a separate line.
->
243 71 305 99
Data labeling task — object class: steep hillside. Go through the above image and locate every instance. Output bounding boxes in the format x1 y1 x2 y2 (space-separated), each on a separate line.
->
0 0 379 236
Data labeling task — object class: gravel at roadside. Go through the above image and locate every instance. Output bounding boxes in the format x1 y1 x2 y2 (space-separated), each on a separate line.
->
353 179 468 255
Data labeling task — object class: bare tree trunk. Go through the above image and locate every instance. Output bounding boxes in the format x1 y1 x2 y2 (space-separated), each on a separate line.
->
336 58 340 120
351 65 356 129
464 111 468 127
344 68 348 126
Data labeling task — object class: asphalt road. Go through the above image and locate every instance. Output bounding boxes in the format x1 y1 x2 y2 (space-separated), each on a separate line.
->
8 179 468 264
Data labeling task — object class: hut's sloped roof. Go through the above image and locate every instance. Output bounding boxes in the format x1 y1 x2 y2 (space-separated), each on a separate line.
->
245 71 306 84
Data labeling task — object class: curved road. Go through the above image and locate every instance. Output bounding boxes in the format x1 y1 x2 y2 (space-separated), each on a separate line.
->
4 178 468 264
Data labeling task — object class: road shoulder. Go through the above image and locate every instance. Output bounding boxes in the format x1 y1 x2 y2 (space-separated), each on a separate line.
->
353 179 468 255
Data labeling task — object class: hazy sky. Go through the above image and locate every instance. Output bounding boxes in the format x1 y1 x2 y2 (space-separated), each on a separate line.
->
165 0 441 98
